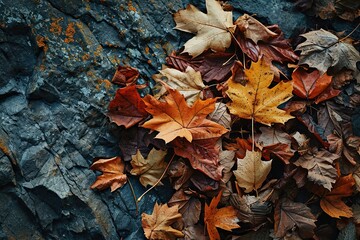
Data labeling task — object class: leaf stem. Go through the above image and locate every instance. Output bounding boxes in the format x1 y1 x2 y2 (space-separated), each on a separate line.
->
339 22 360 42
137 153 176 202
127 177 139 215
251 117 258 197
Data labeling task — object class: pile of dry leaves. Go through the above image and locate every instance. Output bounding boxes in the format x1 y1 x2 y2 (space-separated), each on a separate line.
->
89 0 360 239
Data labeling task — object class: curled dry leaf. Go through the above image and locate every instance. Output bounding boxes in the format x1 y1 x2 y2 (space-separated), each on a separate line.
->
274 197 316 239
90 156 127 192
233 150 272 193
173 0 234 57
142 202 184 240
130 148 167 187
320 174 355 218
226 57 294 126
142 84 228 143
111 65 140 86
107 85 148 128
204 191 239 240
153 66 205 105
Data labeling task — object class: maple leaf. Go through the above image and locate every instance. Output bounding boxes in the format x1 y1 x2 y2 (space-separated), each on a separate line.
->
204 191 239 240
130 148 167 187
107 85 148 128
274 198 316 239
235 14 278 44
320 174 355 218
168 189 201 227
165 51 235 83
172 137 223 180
142 85 228 143
233 150 272 193
153 66 205 105
142 202 184 240
173 0 234 57
90 156 127 192
296 29 360 82
226 57 294 126
292 67 332 99
294 148 338 190
111 65 139 86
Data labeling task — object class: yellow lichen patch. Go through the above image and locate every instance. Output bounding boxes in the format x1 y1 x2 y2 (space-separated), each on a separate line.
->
128 1 137 12
36 35 48 52
49 17 63 35
145 46 150 54
94 45 103 57
82 53 90 61
147 59 152 65
64 22 76 43
96 79 112 91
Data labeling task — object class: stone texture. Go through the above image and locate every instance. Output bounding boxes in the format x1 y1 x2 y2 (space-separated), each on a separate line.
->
0 0 357 239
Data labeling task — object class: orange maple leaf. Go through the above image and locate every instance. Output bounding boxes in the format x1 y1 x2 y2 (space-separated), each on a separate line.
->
142 84 228 143
90 156 127 192
320 174 355 218
204 191 239 240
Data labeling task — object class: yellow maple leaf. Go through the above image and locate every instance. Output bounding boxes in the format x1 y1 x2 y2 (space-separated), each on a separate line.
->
226 57 294 125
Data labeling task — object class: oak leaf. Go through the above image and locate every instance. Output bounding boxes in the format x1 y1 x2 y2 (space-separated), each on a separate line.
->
153 66 205 105
296 29 360 82
294 148 338 190
90 156 127 192
233 150 272 193
274 198 316 239
142 203 184 240
142 85 228 143
292 67 332 99
130 148 167 187
173 0 234 57
226 57 294 126
108 85 148 128
320 174 355 218
204 191 239 240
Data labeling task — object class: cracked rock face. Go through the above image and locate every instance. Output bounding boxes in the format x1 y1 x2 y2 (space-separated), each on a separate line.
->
0 0 357 239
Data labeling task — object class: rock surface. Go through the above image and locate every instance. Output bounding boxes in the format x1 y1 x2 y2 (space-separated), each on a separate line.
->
0 0 357 239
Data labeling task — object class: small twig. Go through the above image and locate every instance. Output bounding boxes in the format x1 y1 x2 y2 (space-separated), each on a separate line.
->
137 153 176 202
127 178 138 215
339 22 360 42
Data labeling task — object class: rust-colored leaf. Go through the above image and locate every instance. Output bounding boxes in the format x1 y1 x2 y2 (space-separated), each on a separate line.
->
142 203 184 239
204 191 239 240
142 84 228 143
320 174 355 218
112 65 140 86
90 156 127 192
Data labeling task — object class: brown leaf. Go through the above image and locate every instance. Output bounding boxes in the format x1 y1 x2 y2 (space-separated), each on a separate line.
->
313 84 341 104
168 159 193 190
294 148 338 190
112 65 139 86
226 57 294 125
107 85 148 128
235 14 278 44
274 198 316 239
168 189 201 227
219 149 235 183
172 137 223 180
233 150 272 193
256 126 292 147
142 84 228 143
173 0 234 57
320 174 355 218
130 148 167 187
208 102 231 129
204 191 239 240
292 67 332 99
183 225 209 240
90 156 127 192
224 138 252 159
142 203 184 239
262 143 294 164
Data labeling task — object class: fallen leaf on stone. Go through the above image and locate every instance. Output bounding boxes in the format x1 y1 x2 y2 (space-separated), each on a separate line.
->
296 29 360 82
142 202 184 240
153 66 205 105
204 191 239 240
173 0 234 57
320 174 355 218
226 57 294 125
130 148 167 187
233 150 272 193
142 84 228 143
112 65 140 86
294 148 338 190
108 85 148 128
274 197 316 239
90 156 127 192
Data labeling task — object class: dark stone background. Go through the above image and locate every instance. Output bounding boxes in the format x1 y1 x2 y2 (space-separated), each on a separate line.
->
0 0 358 239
